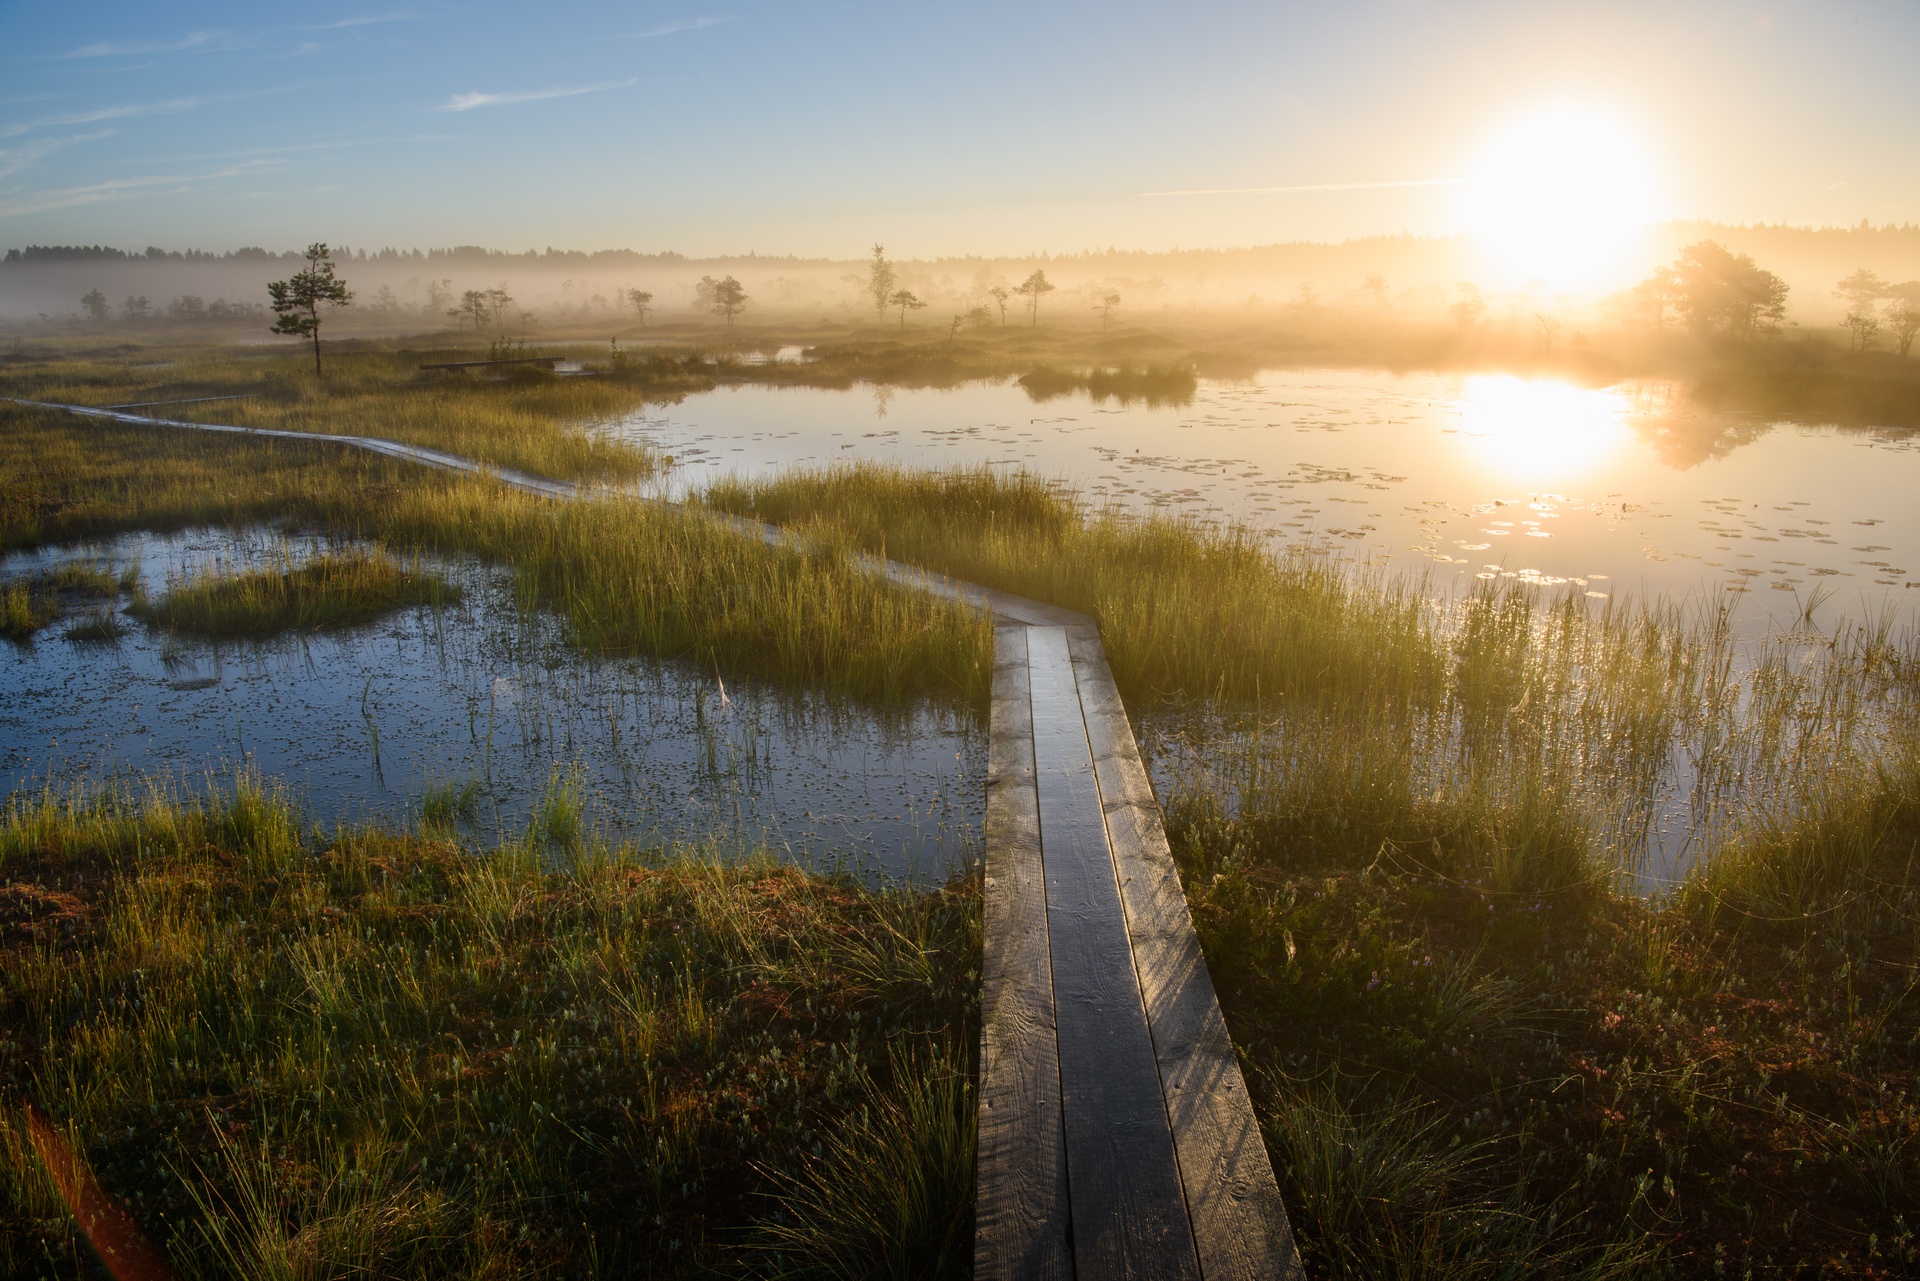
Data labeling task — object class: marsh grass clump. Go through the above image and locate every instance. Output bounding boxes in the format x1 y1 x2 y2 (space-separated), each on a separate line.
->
749 1047 974 1279
0 561 123 643
0 778 980 1279
1017 362 1198 406
130 548 459 639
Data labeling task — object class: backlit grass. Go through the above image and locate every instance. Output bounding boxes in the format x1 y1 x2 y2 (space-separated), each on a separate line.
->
0 345 665 483
705 462 1439 708
710 459 1920 1273
0 562 124 643
0 777 978 1278
131 549 459 639
0 405 991 708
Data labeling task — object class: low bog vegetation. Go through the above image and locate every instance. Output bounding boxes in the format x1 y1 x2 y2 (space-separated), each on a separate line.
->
0 407 991 708
131 549 458 638
714 459 1920 1274
0 779 979 1278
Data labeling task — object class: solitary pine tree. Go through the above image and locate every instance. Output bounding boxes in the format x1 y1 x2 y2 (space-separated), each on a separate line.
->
80 289 109 321
1013 270 1055 326
889 288 927 328
268 243 353 375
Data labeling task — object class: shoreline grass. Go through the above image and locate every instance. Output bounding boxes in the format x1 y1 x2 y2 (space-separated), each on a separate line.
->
10 349 1920 1271
1 562 123 643
130 549 459 639
0 406 992 709
0 777 979 1279
0 347 668 483
709 459 1920 1271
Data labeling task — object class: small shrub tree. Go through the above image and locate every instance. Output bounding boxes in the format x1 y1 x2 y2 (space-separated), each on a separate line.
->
448 290 490 330
987 285 1011 326
267 243 353 376
1095 292 1121 330
1835 269 1887 352
1448 283 1487 332
1887 288 1920 358
867 245 896 321
1013 270 1054 326
889 288 927 328
698 275 748 327
80 289 109 321
626 289 653 325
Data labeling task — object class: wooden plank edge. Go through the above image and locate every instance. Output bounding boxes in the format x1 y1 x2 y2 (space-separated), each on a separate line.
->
976 626 1072 1280
1065 627 1303 1281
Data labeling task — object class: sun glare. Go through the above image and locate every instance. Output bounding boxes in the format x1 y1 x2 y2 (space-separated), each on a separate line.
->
1467 109 1653 288
1455 375 1632 481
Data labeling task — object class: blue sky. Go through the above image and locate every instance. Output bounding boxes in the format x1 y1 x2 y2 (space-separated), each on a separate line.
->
2 0 1916 257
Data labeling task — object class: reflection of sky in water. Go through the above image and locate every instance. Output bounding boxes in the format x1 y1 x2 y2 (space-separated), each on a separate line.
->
0 530 981 883
613 370 1920 636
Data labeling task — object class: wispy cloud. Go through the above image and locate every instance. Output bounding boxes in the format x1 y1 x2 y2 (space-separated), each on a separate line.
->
304 11 417 30
0 96 208 139
1137 177 1465 197
430 78 636 112
0 130 112 180
140 134 453 164
624 16 733 38
0 161 272 218
55 30 241 59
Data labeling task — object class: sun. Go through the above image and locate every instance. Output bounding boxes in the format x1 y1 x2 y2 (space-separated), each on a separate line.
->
1466 109 1653 288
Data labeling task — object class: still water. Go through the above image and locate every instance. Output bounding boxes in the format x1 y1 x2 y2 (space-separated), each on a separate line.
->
0 529 981 881
612 369 1920 635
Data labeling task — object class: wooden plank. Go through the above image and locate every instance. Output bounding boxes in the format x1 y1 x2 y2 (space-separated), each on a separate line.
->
1065 625 1302 1281
975 625 1073 1280
1028 625 1202 1281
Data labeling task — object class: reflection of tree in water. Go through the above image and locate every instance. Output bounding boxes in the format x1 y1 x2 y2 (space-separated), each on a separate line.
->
1632 409 1773 468
871 384 894 418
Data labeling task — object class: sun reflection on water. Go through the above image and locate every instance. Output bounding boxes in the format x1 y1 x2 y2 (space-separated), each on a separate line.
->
1454 375 1633 482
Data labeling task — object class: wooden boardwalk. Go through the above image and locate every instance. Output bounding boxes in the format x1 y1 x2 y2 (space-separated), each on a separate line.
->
14 397 1303 1279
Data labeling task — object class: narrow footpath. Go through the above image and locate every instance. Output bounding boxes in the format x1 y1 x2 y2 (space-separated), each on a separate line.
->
12 396 1304 1280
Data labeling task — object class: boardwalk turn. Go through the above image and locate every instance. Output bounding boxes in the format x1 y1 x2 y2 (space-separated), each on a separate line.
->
12 396 1303 1279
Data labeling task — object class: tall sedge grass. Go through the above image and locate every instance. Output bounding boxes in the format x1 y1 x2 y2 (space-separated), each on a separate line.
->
131 548 458 638
0 408 991 707
0 776 980 1278
706 462 1439 708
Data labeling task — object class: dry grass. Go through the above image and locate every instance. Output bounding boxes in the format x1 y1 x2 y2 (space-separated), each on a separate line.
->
0 777 979 1278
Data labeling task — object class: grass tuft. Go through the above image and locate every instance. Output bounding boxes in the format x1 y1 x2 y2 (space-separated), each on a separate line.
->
130 549 459 639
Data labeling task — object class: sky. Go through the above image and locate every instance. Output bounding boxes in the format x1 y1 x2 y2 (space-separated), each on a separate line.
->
1 0 1917 259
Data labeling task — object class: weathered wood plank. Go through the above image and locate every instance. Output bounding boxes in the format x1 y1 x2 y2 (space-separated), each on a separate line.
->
1065 625 1302 1281
1028 625 1202 1280
976 625 1073 1280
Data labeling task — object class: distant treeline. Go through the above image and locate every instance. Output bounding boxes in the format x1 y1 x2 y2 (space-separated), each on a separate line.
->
4 244 699 266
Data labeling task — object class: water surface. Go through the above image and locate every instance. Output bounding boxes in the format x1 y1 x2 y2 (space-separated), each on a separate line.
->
610 370 1920 635
0 529 982 881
